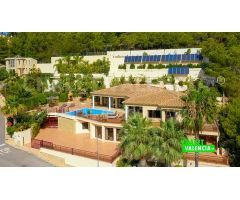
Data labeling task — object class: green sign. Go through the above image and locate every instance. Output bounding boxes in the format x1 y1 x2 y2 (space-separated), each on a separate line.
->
181 139 215 153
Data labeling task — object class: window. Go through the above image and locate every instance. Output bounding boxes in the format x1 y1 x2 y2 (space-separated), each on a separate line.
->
95 126 102 139
116 129 121 141
118 98 124 108
148 110 161 118
82 122 89 130
10 60 15 68
166 111 176 119
105 128 114 141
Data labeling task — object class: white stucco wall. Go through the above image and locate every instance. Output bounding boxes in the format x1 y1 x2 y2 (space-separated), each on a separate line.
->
36 48 204 87
40 148 113 167
37 63 55 74
12 128 32 146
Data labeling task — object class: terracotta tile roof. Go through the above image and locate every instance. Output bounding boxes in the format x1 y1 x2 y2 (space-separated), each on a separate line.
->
92 84 160 98
123 91 185 108
92 84 185 108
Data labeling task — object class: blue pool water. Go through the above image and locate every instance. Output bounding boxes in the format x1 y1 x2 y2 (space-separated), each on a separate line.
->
66 108 113 116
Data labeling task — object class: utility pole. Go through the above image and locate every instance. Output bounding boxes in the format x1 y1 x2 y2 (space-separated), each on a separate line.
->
97 134 99 167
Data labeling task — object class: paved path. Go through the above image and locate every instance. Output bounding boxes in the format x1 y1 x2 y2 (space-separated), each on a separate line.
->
0 144 53 167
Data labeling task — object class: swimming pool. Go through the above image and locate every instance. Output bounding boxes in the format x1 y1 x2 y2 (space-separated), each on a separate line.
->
66 108 113 116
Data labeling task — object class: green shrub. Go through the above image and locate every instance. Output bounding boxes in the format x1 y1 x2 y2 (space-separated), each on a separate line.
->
14 122 30 132
0 68 9 81
7 126 15 137
137 64 145 69
130 64 135 69
128 75 136 84
178 81 184 86
37 93 47 105
155 64 166 69
116 157 133 167
147 64 155 69
31 122 40 138
151 79 159 84
119 76 126 84
110 77 120 87
139 76 146 84
59 93 68 102
118 64 126 69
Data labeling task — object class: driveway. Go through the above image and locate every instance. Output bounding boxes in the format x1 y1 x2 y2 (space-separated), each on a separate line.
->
0 144 53 167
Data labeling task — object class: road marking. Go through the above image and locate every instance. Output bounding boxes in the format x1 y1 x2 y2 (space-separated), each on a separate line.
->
0 147 10 155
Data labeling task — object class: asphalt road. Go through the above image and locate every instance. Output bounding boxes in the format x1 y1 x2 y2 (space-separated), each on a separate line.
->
0 144 53 167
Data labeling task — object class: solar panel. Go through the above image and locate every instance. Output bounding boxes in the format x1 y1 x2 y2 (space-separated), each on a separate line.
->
190 54 194 61
153 55 158 62
157 55 161 61
173 55 177 61
131 56 135 62
183 54 187 61
131 56 134 62
165 55 170 62
168 67 190 75
134 56 138 62
177 54 181 61
177 67 181 74
168 67 172 74
146 56 150 62
169 55 173 62
186 54 191 61
142 56 147 62
162 55 166 62
149 55 154 62
173 67 176 74
124 56 128 63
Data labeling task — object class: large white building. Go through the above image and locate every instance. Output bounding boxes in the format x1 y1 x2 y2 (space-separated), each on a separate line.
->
6 48 204 87
36 48 204 87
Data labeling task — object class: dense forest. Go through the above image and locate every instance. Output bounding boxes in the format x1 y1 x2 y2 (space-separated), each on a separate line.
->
0 32 240 165
1 32 240 96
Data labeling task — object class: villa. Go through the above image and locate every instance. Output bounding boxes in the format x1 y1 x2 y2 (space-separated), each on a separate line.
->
31 83 226 166
5 56 37 76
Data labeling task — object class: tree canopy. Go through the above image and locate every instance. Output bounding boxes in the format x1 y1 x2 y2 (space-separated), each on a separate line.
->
1 32 240 97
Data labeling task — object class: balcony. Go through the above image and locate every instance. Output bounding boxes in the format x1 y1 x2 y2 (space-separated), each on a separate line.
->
79 113 125 124
183 153 229 166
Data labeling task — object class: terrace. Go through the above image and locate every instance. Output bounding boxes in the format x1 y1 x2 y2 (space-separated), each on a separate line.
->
33 127 120 163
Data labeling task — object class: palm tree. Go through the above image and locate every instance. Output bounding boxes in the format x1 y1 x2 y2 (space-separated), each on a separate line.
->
54 58 65 73
119 113 152 167
150 118 185 166
119 114 184 167
2 97 27 124
181 81 217 167
73 55 84 65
